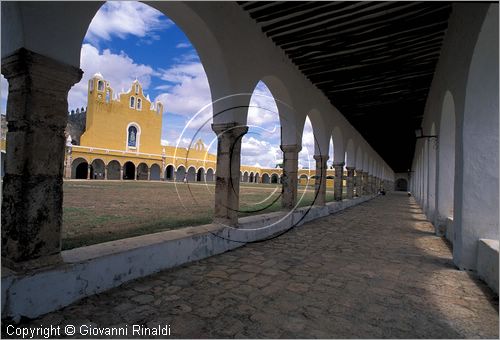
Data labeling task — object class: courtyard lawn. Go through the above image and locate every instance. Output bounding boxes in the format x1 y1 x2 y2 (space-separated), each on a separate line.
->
62 180 335 249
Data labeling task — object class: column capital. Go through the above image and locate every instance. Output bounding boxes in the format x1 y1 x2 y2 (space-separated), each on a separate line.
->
2 48 82 92
346 166 356 171
332 162 345 167
313 154 329 162
211 122 248 138
280 144 302 153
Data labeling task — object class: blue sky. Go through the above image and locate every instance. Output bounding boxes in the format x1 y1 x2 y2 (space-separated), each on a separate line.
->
1 1 318 169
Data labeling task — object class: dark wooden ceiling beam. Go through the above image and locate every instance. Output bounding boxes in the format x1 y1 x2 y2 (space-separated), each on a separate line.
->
270 2 441 44
295 40 444 75
276 6 450 49
258 2 359 26
262 2 389 36
307 57 439 84
288 29 445 62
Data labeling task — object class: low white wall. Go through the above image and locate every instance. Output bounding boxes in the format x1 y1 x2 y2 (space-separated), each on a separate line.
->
1 195 375 321
476 239 499 295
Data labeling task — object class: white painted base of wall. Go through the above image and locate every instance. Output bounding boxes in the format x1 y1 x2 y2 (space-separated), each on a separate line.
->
477 239 499 295
1 195 376 321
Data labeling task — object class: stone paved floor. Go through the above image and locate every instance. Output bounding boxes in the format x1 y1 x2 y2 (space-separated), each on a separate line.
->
4 193 499 338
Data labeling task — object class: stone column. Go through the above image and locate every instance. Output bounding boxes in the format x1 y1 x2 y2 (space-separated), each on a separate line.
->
333 162 344 201
64 147 72 179
354 170 362 197
313 155 328 206
104 166 108 180
120 166 124 180
212 122 248 225
161 149 166 181
362 171 369 195
147 167 151 181
346 167 355 199
87 164 91 180
281 144 301 209
1 48 82 264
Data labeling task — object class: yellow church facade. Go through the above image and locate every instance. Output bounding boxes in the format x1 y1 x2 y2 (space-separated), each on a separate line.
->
63 74 339 187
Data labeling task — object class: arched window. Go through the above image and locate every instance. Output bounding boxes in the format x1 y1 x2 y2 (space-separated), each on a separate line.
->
130 96 135 109
89 80 94 92
156 103 162 114
137 98 142 110
105 91 110 103
128 126 138 147
97 80 104 92
135 84 139 94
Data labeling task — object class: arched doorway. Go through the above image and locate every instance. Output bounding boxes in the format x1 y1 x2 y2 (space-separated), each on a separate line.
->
107 160 121 180
262 173 270 184
271 173 279 184
137 163 148 180
206 168 214 181
123 161 135 180
165 165 175 181
197 168 205 182
187 167 196 182
176 166 186 182
150 164 161 180
243 171 249 183
255 173 260 183
71 157 88 179
249 172 254 183
90 159 105 179
395 178 408 191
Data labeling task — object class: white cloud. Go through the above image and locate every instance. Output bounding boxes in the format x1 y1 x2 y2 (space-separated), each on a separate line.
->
68 44 156 109
85 1 172 45
247 81 281 128
176 42 191 49
299 117 315 169
241 136 281 168
155 61 211 117
1 74 8 114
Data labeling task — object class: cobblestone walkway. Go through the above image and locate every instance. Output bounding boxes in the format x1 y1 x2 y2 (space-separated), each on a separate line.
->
5 193 499 338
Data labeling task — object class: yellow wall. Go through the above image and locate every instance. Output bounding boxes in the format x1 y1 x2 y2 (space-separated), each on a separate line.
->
80 76 162 155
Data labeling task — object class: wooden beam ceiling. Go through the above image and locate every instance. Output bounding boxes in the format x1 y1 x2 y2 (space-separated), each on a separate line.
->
239 1 452 172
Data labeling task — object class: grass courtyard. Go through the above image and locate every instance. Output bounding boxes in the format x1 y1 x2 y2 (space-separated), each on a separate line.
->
62 180 335 250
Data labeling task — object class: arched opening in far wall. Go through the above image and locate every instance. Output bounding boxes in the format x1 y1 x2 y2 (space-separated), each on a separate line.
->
395 178 408 191
262 173 270 184
90 159 105 179
72 157 88 179
123 161 135 180
206 168 214 182
197 168 205 182
137 163 149 180
150 164 161 180
166 165 175 181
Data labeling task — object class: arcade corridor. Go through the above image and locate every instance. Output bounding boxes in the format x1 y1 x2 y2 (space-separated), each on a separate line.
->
5 193 498 338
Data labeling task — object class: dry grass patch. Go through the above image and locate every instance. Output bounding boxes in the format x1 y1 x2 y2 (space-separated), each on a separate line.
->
62 180 334 249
